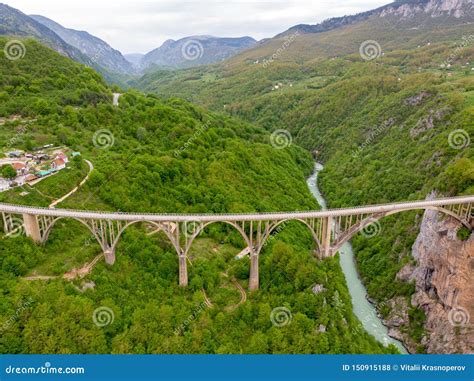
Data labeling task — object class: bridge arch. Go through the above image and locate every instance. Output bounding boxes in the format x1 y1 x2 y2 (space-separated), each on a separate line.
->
108 220 178 255
42 216 98 244
42 217 173 261
182 220 252 256
262 218 322 256
331 206 471 255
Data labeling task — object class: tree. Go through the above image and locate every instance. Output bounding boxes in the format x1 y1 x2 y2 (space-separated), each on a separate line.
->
2 165 17 180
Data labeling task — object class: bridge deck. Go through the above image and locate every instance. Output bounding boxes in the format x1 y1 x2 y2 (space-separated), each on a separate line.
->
0 196 472 222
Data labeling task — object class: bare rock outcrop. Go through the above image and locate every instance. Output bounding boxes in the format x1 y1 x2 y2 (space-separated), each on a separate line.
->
388 206 473 353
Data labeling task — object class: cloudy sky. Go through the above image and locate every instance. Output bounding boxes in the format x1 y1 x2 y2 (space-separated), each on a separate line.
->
9 0 389 54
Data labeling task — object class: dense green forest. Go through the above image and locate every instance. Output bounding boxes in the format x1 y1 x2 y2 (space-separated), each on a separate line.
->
0 38 398 354
133 25 474 351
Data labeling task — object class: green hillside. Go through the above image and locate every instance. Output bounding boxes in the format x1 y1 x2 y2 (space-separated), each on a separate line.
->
0 38 397 354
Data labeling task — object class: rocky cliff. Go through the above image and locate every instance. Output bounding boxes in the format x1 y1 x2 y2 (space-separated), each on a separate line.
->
278 0 474 37
385 206 473 353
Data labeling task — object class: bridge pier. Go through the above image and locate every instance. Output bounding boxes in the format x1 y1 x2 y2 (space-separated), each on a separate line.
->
23 214 42 243
321 216 333 258
249 252 259 291
179 253 188 287
104 249 116 265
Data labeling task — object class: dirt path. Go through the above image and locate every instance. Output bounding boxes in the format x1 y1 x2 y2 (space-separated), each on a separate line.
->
23 275 58 281
63 253 104 280
49 159 93 208
24 253 104 282
202 289 213 308
231 277 247 306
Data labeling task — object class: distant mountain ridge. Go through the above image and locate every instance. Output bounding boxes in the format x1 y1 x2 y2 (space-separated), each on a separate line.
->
30 14 134 75
140 35 258 70
0 3 94 67
0 3 258 76
124 53 145 70
278 0 474 37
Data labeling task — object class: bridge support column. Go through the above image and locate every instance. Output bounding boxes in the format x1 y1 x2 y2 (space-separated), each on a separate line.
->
179 253 188 287
104 249 116 265
322 216 333 258
249 252 259 291
23 214 41 243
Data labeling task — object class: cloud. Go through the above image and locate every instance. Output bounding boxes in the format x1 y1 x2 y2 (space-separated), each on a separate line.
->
9 0 389 53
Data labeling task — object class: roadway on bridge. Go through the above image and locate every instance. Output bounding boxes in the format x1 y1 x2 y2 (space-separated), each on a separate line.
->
0 196 472 222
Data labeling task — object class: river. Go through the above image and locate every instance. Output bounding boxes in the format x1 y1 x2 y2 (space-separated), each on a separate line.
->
307 163 407 353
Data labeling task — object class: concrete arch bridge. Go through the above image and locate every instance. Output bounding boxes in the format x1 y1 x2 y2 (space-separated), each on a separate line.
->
1 196 472 290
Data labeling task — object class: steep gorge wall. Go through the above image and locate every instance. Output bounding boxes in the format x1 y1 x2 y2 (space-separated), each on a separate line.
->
386 208 473 353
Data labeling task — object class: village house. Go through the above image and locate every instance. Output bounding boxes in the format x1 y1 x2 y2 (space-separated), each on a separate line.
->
56 152 69 163
25 174 38 183
51 158 66 170
12 162 27 175
7 150 22 158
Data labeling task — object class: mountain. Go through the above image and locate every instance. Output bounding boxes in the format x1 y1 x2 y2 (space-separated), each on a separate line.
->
134 0 474 105
278 0 474 37
141 35 257 70
30 14 134 75
0 3 94 67
124 53 145 70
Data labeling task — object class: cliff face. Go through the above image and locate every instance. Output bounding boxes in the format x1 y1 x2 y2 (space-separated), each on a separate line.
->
380 0 474 19
387 207 473 353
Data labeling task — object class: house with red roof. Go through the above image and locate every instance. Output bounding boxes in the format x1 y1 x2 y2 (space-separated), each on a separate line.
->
51 158 66 171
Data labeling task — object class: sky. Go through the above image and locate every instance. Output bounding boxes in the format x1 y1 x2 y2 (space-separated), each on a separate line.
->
7 0 390 54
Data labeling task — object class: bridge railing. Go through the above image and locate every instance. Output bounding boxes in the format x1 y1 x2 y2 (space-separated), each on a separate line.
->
0 196 472 222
